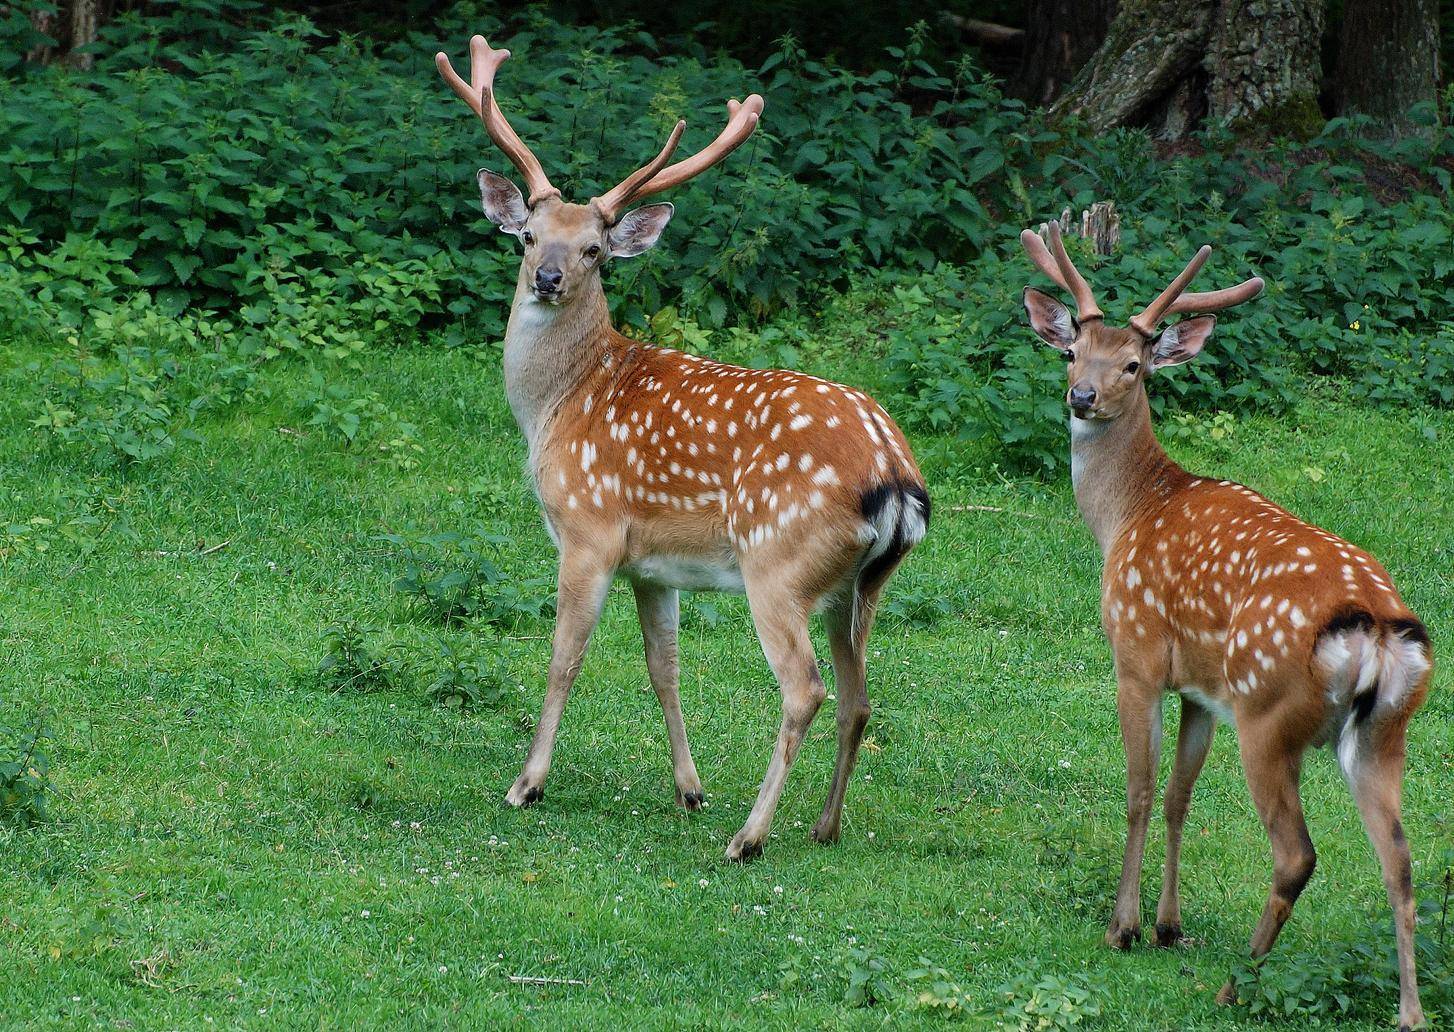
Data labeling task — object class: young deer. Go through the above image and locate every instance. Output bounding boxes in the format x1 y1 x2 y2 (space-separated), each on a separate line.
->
1020 223 1431 1030
436 36 928 861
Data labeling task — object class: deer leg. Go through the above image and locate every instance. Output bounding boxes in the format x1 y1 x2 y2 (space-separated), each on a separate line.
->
1343 727 1424 1032
632 581 704 811
1154 696 1217 947
505 551 613 807
726 582 825 862
1216 729 1315 1005
809 585 879 845
1107 674 1164 949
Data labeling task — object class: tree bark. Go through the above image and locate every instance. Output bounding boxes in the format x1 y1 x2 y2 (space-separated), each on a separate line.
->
22 0 115 67
1206 0 1323 133
1048 0 1210 132
1050 0 1324 139
1012 0 1120 106
1336 0 1442 136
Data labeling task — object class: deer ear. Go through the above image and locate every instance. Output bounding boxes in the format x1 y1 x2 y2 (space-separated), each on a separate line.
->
1022 287 1077 349
1151 315 1217 369
478 169 528 235
607 203 674 258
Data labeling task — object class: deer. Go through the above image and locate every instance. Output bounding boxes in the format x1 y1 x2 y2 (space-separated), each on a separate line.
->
1019 222 1431 1031
435 35 929 861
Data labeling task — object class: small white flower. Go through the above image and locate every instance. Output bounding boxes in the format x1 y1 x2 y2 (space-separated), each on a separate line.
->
360 909 370 918
438 965 448 974
773 885 784 894
698 879 709 889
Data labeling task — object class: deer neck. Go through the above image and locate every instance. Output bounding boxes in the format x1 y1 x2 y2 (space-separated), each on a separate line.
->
1069 389 1176 557
502 275 612 456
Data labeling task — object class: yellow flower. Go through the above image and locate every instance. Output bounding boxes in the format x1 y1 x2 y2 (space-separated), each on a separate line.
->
1350 320 1361 330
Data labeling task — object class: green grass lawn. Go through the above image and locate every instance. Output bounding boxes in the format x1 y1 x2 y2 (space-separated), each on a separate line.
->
1 334 1451 1030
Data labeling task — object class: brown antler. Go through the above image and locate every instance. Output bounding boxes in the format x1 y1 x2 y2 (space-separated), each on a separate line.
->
436 36 559 206
590 95 765 224
1019 221 1103 321
1129 246 1264 336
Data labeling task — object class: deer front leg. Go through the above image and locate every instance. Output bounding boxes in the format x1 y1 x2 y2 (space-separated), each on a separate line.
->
1107 672 1164 949
505 550 614 807
632 581 704 810
727 581 824 862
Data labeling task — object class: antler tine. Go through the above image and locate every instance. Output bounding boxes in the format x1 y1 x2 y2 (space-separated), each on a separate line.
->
589 119 687 224
1163 277 1266 317
1022 221 1103 320
598 95 764 212
1129 245 1211 336
435 35 558 205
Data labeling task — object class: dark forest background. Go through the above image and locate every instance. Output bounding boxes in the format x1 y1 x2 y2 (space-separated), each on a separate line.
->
3 0 1453 469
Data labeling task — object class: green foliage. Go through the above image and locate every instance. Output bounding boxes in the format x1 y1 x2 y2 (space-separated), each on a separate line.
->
424 640 513 710
992 971 1102 1031
380 527 555 628
2 6 1453 472
315 621 399 693
0 715 53 826
905 957 977 1015
1225 849 1454 1024
837 947 894 1008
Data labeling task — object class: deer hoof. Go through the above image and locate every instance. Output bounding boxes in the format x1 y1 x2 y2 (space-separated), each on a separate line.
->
505 779 544 807
808 820 840 844
1105 923 1140 950
1215 981 1237 1007
725 832 763 863
1152 923 1183 948
677 788 705 811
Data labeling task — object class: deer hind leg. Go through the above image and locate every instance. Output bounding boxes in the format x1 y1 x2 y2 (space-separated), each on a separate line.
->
1342 722 1424 1032
1215 718 1316 1005
632 581 704 811
1107 668 1166 949
809 582 881 845
505 550 614 807
726 575 825 862
1154 696 1217 947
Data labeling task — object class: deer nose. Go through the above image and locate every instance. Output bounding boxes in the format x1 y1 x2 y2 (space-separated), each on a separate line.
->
535 266 563 293
1068 385 1098 411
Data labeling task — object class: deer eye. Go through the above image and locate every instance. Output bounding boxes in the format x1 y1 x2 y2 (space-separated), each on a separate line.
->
521 230 535 246
1061 349 1075 363
585 244 601 261
1125 360 1141 375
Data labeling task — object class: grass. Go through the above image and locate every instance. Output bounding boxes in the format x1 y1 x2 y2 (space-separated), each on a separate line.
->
1 328 1451 1030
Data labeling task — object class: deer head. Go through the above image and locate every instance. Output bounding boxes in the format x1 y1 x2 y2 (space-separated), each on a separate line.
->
1019 223 1264 421
437 36 764 307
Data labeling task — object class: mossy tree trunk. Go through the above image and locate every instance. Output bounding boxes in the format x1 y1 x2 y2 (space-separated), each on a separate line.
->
1011 0 1120 107
1050 0 1324 140
1336 0 1442 137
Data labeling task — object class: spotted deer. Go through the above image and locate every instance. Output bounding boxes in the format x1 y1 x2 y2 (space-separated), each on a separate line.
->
436 36 928 861
1020 223 1431 1030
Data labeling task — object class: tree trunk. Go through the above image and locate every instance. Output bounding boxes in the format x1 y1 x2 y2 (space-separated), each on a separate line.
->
1206 0 1324 134
1048 0 1212 132
1050 0 1324 140
64 0 104 70
22 0 115 67
1012 0 1120 106
1336 0 1441 136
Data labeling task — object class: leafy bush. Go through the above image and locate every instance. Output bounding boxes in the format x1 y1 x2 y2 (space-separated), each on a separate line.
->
380 527 555 628
0 715 54 826
424 640 514 710
4 3 1453 473
992 971 1103 1030
1225 851 1454 1024
315 621 400 693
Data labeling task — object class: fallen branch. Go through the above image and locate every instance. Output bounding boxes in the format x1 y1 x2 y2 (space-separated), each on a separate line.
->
508 974 588 987
943 15 1025 47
